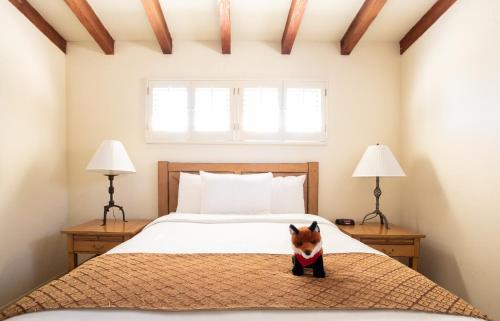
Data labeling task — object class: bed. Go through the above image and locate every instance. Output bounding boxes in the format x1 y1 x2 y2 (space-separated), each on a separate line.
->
2 162 487 321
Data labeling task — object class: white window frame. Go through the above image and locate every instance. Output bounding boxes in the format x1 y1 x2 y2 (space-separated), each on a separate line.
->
190 80 235 142
146 79 328 144
282 80 327 142
237 80 284 142
145 80 191 142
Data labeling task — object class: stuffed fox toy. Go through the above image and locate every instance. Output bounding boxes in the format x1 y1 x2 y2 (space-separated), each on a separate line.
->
289 221 326 278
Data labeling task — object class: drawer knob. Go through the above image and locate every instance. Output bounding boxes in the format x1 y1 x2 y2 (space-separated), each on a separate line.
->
93 244 104 250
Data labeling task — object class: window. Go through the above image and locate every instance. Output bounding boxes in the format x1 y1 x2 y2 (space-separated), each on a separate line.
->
194 87 231 132
191 82 233 141
150 83 189 133
146 80 327 143
283 81 325 141
239 82 282 141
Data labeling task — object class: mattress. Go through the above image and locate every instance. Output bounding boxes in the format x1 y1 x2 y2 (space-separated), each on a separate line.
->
8 213 482 321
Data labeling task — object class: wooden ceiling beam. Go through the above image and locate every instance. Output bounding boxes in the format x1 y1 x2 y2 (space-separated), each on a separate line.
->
64 0 114 55
9 0 67 53
218 0 231 54
399 0 457 54
340 0 387 55
141 0 172 54
281 0 308 55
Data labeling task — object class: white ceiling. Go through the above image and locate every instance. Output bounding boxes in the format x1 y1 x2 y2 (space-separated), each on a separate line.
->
28 0 437 43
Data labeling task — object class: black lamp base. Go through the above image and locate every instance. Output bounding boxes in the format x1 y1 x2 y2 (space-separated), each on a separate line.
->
102 175 127 226
360 176 390 229
361 210 389 229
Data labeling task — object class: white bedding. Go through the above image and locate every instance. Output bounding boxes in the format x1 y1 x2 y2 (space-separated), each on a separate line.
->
9 214 480 321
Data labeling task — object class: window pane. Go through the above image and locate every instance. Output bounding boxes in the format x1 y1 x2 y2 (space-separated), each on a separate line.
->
194 88 231 132
241 87 280 133
285 88 322 133
151 87 188 132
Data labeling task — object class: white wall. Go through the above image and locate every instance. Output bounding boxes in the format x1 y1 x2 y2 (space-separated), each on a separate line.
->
66 40 402 225
0 2 68 307
3 0 499 317
401 0 500 319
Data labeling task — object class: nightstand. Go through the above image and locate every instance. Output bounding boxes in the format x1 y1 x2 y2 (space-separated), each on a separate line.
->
62 219 151 271
336 223 425 271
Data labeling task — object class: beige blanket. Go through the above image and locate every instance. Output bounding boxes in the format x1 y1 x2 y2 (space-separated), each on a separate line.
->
0 253 489 320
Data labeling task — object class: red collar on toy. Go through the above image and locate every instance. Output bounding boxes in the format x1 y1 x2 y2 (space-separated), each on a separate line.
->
294 251 322 267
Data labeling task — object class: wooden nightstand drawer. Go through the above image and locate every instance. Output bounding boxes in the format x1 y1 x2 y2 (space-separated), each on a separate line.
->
360 238 414 245
73 239 121 253
369 244 414 257
74 235 124 242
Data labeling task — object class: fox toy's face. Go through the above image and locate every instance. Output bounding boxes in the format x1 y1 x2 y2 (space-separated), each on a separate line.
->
289 221 322 259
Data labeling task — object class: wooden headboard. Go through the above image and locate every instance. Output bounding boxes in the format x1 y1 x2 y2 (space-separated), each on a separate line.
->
158 162 319 216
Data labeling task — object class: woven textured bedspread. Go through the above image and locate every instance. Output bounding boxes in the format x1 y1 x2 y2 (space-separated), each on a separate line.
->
0 253 489 320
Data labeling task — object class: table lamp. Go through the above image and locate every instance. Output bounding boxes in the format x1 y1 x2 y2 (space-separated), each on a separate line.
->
352 144 405 229
86 140 136 225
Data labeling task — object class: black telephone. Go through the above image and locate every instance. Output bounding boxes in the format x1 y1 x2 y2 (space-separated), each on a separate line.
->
335 219 355 226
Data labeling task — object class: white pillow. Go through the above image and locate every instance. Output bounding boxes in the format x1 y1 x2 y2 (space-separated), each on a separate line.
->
176 172 202 213
271 175 306 214
200 171 273 214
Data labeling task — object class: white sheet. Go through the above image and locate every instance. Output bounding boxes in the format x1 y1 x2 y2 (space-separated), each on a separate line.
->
9 214 480 321
109 213 380 255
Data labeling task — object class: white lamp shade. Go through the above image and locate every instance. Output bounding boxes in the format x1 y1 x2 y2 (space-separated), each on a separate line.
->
352 144 405 177
86 140 136 175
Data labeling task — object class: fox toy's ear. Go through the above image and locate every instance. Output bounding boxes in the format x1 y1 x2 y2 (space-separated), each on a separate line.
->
309 221 320 232
289 224 299 235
